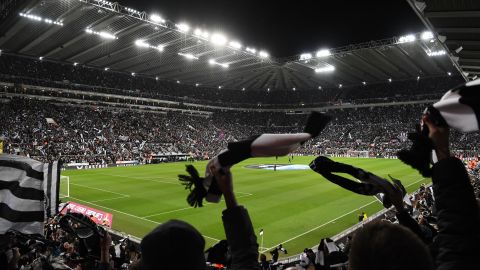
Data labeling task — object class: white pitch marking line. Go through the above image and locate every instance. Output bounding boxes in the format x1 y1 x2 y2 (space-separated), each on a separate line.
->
67 196 220 242
97 173 178 185
70 183 130 197
262 177 428 251
89 196 129 203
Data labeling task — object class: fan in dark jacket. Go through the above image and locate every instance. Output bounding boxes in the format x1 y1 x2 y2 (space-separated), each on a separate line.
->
348 114 480 270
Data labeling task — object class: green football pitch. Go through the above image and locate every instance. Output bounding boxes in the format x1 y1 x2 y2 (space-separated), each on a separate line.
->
60 156 429 256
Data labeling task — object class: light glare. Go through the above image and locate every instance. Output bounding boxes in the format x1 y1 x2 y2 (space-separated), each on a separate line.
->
316 49 331 57
315 65 335 73
211 33 227 45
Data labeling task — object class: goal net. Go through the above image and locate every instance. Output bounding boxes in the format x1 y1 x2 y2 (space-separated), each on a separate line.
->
60 175 70 199
346 150 369 158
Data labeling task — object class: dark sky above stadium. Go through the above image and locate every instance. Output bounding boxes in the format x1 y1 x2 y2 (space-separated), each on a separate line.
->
118 0 424 57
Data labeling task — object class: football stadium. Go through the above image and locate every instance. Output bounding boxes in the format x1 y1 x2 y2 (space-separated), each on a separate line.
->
1 0 480 269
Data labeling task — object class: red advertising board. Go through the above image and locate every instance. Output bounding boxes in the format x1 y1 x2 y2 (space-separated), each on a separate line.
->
62 201 113 228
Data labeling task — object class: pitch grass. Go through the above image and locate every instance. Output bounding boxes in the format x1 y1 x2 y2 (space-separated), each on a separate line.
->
61 156 429 257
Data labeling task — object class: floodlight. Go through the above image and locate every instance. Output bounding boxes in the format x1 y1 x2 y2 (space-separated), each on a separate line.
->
155 76 159 80
314 65 335 73
194 28 202 36
98 31 116 39
104 67 110 71
300 53 312 61
362 81 366 85
242 87 245 91
417 76 420 80
427 50 446 56
209 59 229 68
292 87 296 91
195 83 199 87
39 56 43 60
177 80 180 83
229 41 242 49
131 72 135 76
246 47 256 54
421 31 433 40
135 39 149 48
258 51 269 58
201 31 210 39
211 33 227 45
150 14 165 23
388 78 392 82
176 23 190 32
218 86 222 89
316 49 331 57
338 84 343 88
85 28 117 39
178 52 198 60
447 72 452 76
318 86 322 90
267 88 270 91
73 62 78 66
398 34 416 43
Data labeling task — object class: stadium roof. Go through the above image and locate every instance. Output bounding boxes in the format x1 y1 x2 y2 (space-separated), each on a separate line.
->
408 0 479 81
0 0 460 91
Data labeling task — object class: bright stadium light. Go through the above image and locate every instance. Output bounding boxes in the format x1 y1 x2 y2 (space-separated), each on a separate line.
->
176 23 190 33
155 76 159 80
388 78 392 82
178 52 198 60
135 39 164 52
131 72 135 76
229 41 242 49
421 31 434 40
177 80 180 83
258 51 269 58
73 62 78 66
447 72 452 76
318 86 322 90
316 49 331 57
338 84 343 88
39 56 43 60
195 83 199 87
246 47 256 54
150 14 165 23
292 87 296 91
209 59 229 68
398 34 416 43
315 65 335 73
85 28 117 39
300 53 312 61
135 39 149 48
104 67 110 71
242 87 245 91
417 76 420 80
427 50 446 56
267 88 270 91
218 86 222 89
362 81 366 85
211 33 227 45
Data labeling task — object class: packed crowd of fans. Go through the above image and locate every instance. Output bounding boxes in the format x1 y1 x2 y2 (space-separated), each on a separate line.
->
0 53 463 108
1 52 479 270
2 97 479 164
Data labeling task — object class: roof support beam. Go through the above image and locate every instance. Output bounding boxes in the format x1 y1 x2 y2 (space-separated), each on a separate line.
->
425 11 480 18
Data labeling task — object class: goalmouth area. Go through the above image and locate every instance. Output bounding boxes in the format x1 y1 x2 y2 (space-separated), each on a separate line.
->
60 156 429 256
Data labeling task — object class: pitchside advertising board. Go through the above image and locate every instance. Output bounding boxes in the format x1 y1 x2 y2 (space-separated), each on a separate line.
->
63 160 139 170
61 202 113 227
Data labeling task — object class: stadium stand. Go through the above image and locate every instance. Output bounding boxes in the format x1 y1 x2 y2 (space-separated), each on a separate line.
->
2 0 480 269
